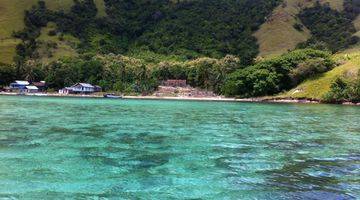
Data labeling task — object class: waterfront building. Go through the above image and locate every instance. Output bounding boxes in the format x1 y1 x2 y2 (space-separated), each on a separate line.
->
32 81 47 92
9 81 30 92
71 83 95 93
94 85 102 92
59 83 101 94
26 86 39 93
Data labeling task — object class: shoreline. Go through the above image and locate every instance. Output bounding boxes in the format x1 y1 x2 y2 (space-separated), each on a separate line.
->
0 92 359 106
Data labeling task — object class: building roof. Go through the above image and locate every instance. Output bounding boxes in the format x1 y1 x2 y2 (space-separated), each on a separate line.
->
72 83 94 88
26 86 38 90
32 81 46 87
15 81 30 85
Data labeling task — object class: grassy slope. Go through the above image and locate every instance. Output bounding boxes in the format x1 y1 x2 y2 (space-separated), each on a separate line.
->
278 47 360 100
37 23 80 64
276 5 360 100
0 0 105 64
254 0 344 58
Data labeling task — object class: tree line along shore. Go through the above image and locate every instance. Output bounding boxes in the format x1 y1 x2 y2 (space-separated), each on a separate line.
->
0 1 359 104
1 48 360 104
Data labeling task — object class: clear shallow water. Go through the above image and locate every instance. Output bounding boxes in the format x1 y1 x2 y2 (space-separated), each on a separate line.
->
0 96 359 199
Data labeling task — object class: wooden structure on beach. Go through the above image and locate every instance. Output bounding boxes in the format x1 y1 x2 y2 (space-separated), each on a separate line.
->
162 80 187 87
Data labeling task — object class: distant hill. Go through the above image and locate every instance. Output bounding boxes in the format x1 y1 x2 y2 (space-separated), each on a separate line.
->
0 0 359 64
0 0 359 101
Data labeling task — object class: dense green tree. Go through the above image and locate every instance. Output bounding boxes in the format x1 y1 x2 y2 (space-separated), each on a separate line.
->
289 58 334 85
344 0 360 20
134 0 280 63
18 0 280 64
0 64 16 86
55 0 98 37
323 71 360 103
21 60 46 82
323 78 351 103
44 59 81 89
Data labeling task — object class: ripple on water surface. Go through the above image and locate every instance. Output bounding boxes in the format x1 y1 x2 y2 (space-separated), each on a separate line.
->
0 96 359 199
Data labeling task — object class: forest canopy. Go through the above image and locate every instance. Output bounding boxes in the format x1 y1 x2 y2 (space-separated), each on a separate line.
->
13 0 281 64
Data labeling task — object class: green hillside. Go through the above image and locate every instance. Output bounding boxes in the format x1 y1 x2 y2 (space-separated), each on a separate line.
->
0 0 105 64
0 0 360 63
278 48 360 100
0 0 359 101
275 0 360 101
254 0 345 58
9 0 282 65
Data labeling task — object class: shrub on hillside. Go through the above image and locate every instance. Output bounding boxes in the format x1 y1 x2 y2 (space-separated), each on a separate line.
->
323 71 360 103
289 58 334 85
222 49 335 97
293 23 304 32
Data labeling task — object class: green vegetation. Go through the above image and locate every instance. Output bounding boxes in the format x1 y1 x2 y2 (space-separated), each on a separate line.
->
344 0 360 20
0 0 104 64
222 49 334 97
1 0 360 103
13 0 281 65
278 49 360 100
323 73 360 103
1 0 358 62
36 23 79 63
0 63 16 86
298 1 359 52
0 54 242 94
0 0 73 64
254 0 345 58
127 0 281 64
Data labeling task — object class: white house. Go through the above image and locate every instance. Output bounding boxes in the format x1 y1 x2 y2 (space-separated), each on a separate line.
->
59 83 97 94
71 83 95 93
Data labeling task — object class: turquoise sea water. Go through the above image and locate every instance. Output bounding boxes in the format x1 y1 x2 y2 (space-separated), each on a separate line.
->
0 96 359 199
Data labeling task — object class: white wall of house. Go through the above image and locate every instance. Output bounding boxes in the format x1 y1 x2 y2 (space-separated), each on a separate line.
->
72 86 94 92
